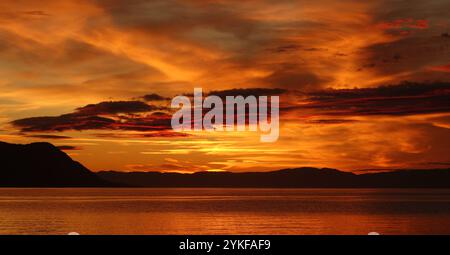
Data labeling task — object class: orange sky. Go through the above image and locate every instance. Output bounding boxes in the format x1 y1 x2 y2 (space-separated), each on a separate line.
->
0 0 449 172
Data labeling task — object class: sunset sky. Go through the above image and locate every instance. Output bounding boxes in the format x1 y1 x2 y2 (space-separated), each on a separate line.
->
0 0 449 173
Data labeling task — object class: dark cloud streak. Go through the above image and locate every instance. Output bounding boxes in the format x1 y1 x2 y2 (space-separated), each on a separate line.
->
303 82 450 116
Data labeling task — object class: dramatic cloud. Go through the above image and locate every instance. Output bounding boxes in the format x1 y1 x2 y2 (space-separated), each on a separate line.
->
207 88 287 98
57 145 80 151
303 82 450 116
1 0 449 172
25 134 72 139
142 93 169 101
75 101 157 115
11 87 288 133
359 34 450 77
12 114 116 132
11 101 172 133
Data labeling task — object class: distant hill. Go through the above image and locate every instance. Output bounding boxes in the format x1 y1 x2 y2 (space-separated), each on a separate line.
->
98 167 450 188
0 141 110 187
1 141 450 188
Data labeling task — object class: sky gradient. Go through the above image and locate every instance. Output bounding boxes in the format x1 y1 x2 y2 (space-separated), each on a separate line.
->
0 0 449 172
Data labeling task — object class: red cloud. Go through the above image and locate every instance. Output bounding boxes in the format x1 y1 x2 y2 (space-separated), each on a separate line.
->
429 63 450 73
378 18 429 30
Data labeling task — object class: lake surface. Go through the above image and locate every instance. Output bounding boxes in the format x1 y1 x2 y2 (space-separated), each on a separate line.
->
1 188 450 235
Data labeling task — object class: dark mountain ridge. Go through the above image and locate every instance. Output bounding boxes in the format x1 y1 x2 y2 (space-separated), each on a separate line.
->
0 141 109 187
1 141 450 188
98 167 450 188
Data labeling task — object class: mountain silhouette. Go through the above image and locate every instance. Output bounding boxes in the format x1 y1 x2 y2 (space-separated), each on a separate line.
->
0 141 110 187
97 168 356 188
1 141 450 188
98 167 450 188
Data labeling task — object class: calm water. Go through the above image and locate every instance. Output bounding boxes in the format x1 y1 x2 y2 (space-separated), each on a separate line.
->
1 188 450 235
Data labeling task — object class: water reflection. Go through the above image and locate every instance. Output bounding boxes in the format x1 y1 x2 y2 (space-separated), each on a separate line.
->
1 188 450 234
